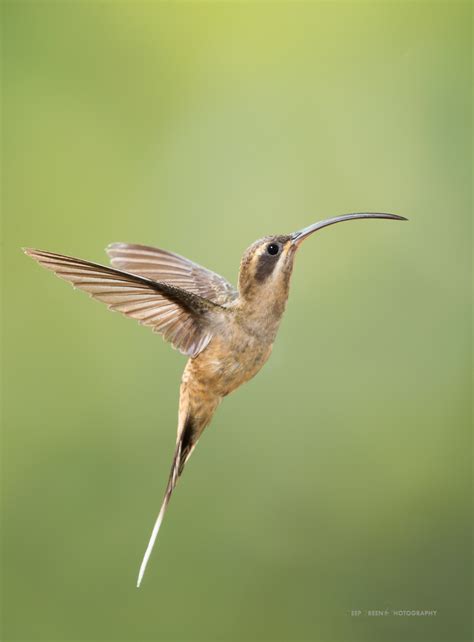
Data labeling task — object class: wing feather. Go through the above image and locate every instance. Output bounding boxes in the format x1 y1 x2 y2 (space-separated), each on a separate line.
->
107 243 238 306
24 248 222 357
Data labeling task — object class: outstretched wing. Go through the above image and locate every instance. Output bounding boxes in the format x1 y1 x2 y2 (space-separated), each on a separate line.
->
24 248 224 357
106 243 238 306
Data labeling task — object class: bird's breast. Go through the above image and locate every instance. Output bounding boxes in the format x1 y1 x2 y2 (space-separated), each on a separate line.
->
188 330 273 398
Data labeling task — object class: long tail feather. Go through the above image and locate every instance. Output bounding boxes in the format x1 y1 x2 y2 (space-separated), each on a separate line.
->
136 441 183 588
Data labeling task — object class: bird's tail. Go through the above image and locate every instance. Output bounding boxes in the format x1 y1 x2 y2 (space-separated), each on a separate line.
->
136 434 191 588
136 391 218 587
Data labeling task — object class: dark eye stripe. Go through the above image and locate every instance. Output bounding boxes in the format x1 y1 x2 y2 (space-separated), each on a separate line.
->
255 252 279 282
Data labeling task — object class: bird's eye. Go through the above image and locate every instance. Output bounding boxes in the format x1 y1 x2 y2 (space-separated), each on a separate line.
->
267 243 280 256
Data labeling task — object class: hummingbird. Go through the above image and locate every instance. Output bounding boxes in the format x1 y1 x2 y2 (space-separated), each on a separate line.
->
24 211 406 586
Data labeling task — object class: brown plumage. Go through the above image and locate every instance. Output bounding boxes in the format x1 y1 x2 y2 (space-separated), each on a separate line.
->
24 211 406 586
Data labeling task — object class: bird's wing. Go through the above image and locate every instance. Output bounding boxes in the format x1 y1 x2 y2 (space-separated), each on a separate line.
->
106 243 238 306
24 248 224 358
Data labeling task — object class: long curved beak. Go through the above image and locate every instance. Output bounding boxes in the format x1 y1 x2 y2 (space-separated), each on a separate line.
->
291 212 407 246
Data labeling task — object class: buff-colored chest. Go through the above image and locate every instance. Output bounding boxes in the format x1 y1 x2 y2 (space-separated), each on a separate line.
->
186 330 273 398
181 292 288 403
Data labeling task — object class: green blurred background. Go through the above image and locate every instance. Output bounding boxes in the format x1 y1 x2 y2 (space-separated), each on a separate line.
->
2 2 471 641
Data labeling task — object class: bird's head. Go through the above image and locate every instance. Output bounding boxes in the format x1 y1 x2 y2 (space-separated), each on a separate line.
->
238 212 407 304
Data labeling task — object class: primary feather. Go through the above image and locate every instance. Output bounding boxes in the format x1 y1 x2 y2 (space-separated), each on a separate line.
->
23 248 222 357
106 242 238 306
